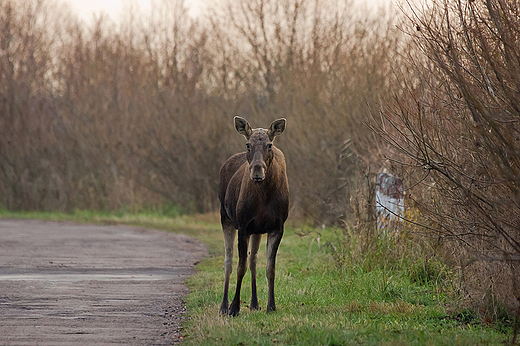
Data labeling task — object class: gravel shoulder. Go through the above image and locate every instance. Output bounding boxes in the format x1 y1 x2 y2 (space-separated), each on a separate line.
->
0 219 207 345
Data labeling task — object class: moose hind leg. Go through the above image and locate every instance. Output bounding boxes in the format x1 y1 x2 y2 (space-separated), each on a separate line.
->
219 221 236 315
266 230 283 313
249 234 262 311
228 233 249 317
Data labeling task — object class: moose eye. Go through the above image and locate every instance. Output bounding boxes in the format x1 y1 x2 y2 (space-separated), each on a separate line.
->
246 143 251 151
267 143 272 151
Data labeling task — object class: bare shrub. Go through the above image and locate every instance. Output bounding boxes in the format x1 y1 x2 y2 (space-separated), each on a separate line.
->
0 0 402 222
0 0 69 210
371 0 520 317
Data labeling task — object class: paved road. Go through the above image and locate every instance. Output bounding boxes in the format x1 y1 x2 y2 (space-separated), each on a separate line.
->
0 219 207 345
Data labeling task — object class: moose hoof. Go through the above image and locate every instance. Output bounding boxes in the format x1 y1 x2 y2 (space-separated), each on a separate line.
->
228 304 240 317
219 305 229 315
250 300 260 311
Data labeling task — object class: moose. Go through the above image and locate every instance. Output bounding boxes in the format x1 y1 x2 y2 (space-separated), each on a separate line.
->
218 116 289 317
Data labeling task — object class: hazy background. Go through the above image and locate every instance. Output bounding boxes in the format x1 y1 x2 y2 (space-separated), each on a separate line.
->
1 0 518 317
0 0 403 221
65 0 393 22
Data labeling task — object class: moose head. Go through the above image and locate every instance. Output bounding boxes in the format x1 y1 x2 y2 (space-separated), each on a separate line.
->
234 116 286 182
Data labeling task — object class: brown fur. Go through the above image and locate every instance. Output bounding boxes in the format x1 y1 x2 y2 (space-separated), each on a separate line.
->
218 117 289 316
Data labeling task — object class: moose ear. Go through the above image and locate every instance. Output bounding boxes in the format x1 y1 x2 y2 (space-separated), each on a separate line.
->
268 118 286 141
234 116 252 139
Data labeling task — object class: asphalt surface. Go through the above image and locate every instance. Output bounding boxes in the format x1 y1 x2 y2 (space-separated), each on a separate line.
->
0 219 207 345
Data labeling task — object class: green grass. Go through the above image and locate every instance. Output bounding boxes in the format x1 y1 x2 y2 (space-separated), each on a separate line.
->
183 228 509 345
0 210 511 345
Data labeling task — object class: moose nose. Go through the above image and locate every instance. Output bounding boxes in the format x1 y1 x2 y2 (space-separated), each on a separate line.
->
250 163 266 182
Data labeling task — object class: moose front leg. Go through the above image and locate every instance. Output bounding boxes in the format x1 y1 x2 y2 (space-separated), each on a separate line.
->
228 232 249 317
249 234 262 311
266 229 283 313
219 220 236 315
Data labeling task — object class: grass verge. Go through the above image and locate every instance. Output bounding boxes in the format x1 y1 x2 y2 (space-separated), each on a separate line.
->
0 210 512 345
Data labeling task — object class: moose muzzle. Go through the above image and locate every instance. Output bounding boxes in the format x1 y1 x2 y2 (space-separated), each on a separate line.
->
250 158 267 182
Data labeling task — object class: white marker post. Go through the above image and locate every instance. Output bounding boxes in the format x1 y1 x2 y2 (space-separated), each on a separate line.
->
375 173 404 234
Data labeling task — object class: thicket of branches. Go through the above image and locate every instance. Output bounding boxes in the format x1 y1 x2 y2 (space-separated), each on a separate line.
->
2 0 519 323
0 0 399 220
372 0 520 315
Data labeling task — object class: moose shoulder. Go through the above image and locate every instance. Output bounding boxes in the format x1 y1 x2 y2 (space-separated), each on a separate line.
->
218 116 289 317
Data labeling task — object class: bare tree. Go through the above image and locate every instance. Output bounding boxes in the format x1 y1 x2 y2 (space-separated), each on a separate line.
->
0 0 403 221
372 0 520 322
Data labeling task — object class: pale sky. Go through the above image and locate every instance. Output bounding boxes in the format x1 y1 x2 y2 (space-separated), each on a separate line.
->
65 0 393 24
65 0 206 23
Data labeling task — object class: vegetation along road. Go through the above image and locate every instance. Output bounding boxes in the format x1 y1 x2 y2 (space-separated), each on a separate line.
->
0 211 514 345
0 219 207 345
